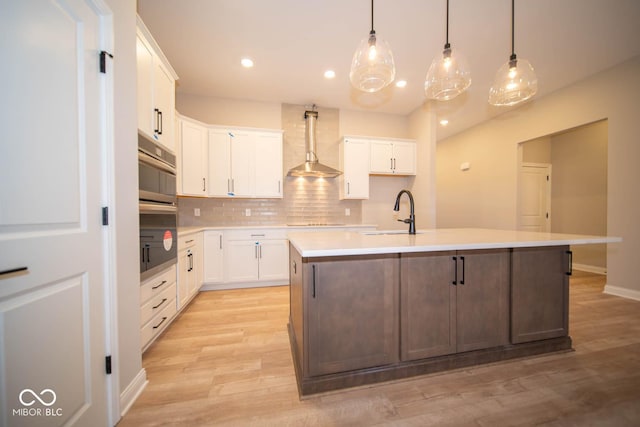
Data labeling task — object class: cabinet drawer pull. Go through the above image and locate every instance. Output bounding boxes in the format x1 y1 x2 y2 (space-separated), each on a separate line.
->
566 250 573 276
312 264 317 298
460 256 465 285
452 256 457 285
0 266 28 277
185 239 194 244
250 234 265 237
152 298 168 309
153 316 168 329
152 280 167 290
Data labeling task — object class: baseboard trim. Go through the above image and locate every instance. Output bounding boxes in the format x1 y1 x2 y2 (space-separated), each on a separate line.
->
200 280 288 291
119 368 148 418
603 284 640 302
572 263 607 275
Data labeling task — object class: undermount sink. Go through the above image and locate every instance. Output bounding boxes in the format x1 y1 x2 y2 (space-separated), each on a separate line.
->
361 230 426 236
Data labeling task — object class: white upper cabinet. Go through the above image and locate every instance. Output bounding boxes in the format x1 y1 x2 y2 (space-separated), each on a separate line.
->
339 137 370 200
178 116 208 196
369 139 416 175
208 128 283 198
136 16 178 152
254 132 284 198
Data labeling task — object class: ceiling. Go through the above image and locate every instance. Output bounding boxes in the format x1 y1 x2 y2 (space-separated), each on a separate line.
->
137 0 640 140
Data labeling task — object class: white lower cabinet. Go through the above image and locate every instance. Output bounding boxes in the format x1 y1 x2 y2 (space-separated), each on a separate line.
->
224 230 289 284
203 230 224 283
140 264 177 351
177 233 202 310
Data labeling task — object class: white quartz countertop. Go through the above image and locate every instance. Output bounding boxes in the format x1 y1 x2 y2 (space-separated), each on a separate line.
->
287 228 622 257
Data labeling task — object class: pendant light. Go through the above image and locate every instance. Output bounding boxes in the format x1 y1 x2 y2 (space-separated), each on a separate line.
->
424 0 471 101
488 0 538 106
349 0 396 93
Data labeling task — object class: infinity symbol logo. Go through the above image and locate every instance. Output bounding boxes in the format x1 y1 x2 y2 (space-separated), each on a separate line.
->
19 389 57 407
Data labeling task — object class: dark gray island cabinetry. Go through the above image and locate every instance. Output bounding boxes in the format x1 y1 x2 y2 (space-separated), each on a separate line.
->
287 229 618 396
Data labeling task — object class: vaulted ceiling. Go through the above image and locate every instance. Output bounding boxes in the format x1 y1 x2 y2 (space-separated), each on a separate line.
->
137 0 640 139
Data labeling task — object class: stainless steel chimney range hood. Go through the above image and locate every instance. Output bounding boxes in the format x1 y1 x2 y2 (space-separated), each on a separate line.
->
287 109 342 178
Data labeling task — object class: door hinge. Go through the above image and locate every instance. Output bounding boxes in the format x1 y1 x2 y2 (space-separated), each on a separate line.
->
102 206 109 226
105 355 112 375
100 50 113 74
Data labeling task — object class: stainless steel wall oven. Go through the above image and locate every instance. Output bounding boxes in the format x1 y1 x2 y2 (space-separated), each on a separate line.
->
138 135 177 281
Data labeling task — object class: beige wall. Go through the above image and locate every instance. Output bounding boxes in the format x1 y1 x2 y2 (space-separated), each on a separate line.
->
177 93 281 129
550 121 608 270
522 136 551 163
437 55 640 297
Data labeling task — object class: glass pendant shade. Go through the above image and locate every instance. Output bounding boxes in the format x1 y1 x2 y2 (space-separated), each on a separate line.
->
488 56 538 106
424 45 471 101
350 31 396 93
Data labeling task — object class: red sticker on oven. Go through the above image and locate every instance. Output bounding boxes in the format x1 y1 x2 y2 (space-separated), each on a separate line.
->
163 230 173 251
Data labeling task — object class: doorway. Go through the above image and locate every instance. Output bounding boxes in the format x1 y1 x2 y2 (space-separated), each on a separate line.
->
517 120 608 273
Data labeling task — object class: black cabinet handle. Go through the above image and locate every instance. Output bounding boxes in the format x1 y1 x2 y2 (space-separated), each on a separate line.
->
152 298 167 310
566 250 573 276
293 260 297 274
152 280 167 290
202 178 206 192
153 316 167 329
312 264 316 298
460 256 465 285
154 108 160 133
0 266 28 277
188 252 193 271
158 110 163 135
452 256 457 285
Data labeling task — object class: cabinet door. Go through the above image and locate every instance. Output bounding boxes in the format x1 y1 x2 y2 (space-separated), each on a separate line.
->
136 33 154 138
254 132 283 198
177 248 195 309
203 231 224 283
401 251 457 361
456 249 510 352
225 240 259 282
340 138 370 199
208 129 232 196
369 141 394 174
179 119 208 196
306 255 399 376
229 131 254 197
153 60 175 151
511 246 570 343
392 141 416 175
258 239 289 281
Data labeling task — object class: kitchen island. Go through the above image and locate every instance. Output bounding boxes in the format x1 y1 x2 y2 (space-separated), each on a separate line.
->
287 228 620 396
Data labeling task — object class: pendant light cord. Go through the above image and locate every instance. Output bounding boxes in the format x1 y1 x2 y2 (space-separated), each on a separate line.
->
370 0 375 34
510 0 516 60
445 0 450 47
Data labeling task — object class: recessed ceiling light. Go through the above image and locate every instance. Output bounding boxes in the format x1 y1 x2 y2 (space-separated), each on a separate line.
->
440 119 449 126
324 70 336 79
241 58 254 68
395 80 407 88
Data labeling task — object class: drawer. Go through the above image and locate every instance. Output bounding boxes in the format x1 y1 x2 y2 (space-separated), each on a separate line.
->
178 234 199 251
141 295 177 350
141 264 177 304
225 228 288 241
140 281 176 326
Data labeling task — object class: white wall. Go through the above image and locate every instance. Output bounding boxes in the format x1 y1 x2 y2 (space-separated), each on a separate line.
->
436 56 640 298
108 0 143 418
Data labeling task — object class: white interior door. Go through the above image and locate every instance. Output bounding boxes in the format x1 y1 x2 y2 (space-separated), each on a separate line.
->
518 163 552 232
0 1 110 425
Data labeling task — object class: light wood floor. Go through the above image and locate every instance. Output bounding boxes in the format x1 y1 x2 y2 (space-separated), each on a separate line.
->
119 271 640 426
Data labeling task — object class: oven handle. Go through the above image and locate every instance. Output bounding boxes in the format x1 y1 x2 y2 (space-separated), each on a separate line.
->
139 202 177 214
138 150 176 175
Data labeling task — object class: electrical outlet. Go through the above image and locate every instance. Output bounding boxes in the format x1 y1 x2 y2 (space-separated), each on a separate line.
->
345 208 351 216
194 208 200 216
245 208 251 216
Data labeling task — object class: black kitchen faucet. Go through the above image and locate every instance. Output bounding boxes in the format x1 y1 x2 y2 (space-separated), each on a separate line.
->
394 189 416 234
